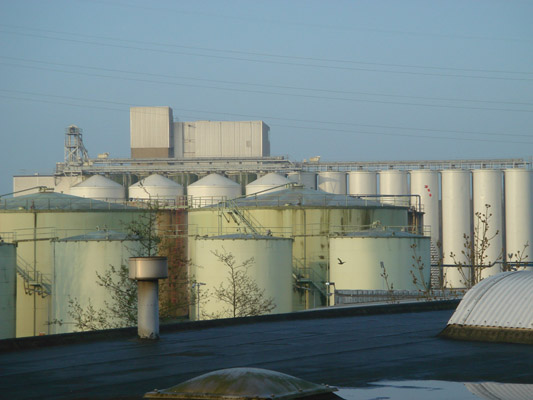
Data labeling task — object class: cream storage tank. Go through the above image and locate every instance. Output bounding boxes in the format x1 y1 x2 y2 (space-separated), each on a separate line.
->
191 234 293 320
472 169 504 279
128 174 184 202
329 230 431 297
317 172 346 194
0 243 16 339
286 172 316 190
246 173 292 196
52 230 141 334
504 169 533 269
348 171 377 196
379 170 409 206
70 175 126 202
441 169 472 288
409 169 440 253
187 174 242 208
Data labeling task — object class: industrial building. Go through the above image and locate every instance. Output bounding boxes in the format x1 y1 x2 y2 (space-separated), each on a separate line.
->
4 106 533 337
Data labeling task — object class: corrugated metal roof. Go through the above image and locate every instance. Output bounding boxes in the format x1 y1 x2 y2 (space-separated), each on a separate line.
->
447 271 533 329
247 173 291 187
130 174 182 188
0 192 135 211
189 174 240 188
72 175 123 188
231 186 390 208
465 382 533 400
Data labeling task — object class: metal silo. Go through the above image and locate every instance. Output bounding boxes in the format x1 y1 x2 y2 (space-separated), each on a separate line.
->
409 170 440 247
286 172 317 190
191 235 293 320
441 169 472 288
70 175 126 201
246 173 292 196
379 170 409 206
187 174 242 208
329 231 431 293
0 243 16 339
317 172 346 194
128 174 184 202
505 169 533 269
472 169 504 279
52 230 141 334
348 171 377 196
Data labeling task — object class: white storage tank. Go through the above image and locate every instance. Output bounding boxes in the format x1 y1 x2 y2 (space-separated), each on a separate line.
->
187 174 242 208
505 169 533 269
0 243 16 339
409 170 440 246
379 170 409 206
52 230 141 334
318 172 346 194
441 169 472 288
129 174 184 201
348 171 377 196
287 172 317 190
246 173 292 196
329 230 431 292
191 235 293 320
70 175 126 201
473 169 504 279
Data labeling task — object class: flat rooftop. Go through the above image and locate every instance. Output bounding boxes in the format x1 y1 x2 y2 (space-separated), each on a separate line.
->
1 303 532 399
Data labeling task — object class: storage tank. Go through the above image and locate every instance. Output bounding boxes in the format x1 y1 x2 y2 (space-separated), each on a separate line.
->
246 173 292 196
70 175 126 201
187 174 242 208
191 235 293 320
441 169 472 288
287 172 317 190
409 170 440 246
348 171 377 196
128 174 184 201
0 243 16 339
317 172 346 194
52 230 142 334
329 230 430 294
505 169 533 269
379 170 409 206
472 169 504 279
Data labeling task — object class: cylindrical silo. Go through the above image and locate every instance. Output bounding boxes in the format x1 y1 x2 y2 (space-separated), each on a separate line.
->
0 243 16 339
318 172 346 194
348 171 377 196
246 173 292 196
192 235 293 320
287 172 317 190
379 170 409 206
52 231 141 334
70 175 126 201
505 169 533 269
473 169 504 279
329 231 431 294
410 170 440 245
128 174 184 202
441 169 472 288
187 174 242 208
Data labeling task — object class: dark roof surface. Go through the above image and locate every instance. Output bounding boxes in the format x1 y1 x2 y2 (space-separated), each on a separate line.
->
1 304 532 400
0 192 136 211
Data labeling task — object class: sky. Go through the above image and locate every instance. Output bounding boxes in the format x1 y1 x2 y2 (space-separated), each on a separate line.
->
0 0 532 195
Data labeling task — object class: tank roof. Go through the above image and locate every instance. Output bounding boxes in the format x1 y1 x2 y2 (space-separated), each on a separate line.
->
0 192 135 211
189 174 240 188
230 186 391 208
247 173 291 187
58 230 137 241
198 234 291 241
333 230 426 238
130 174 182 188
72 175 123 188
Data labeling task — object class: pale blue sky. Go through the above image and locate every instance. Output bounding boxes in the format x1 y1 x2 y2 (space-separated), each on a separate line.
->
1 0 532 194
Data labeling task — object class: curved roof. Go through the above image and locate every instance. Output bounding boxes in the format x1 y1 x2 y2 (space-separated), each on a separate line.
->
198 234 292 241
232 186 388 208
447 271 533 329
72 175 123 188
59 230 138 241
333 229 426 239
247 173 291 187
130 174 182 188
189 174 240 188
0 192 135 211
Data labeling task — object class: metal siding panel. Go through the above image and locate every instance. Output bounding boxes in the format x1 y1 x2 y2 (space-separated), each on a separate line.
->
130 107 171 149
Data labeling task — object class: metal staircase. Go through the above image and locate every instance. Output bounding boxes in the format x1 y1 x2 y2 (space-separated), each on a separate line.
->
16 256 51 297
292 259 328 299
221 199 264 235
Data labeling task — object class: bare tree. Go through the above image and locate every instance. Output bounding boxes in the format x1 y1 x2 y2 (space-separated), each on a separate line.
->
209 250 276 319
